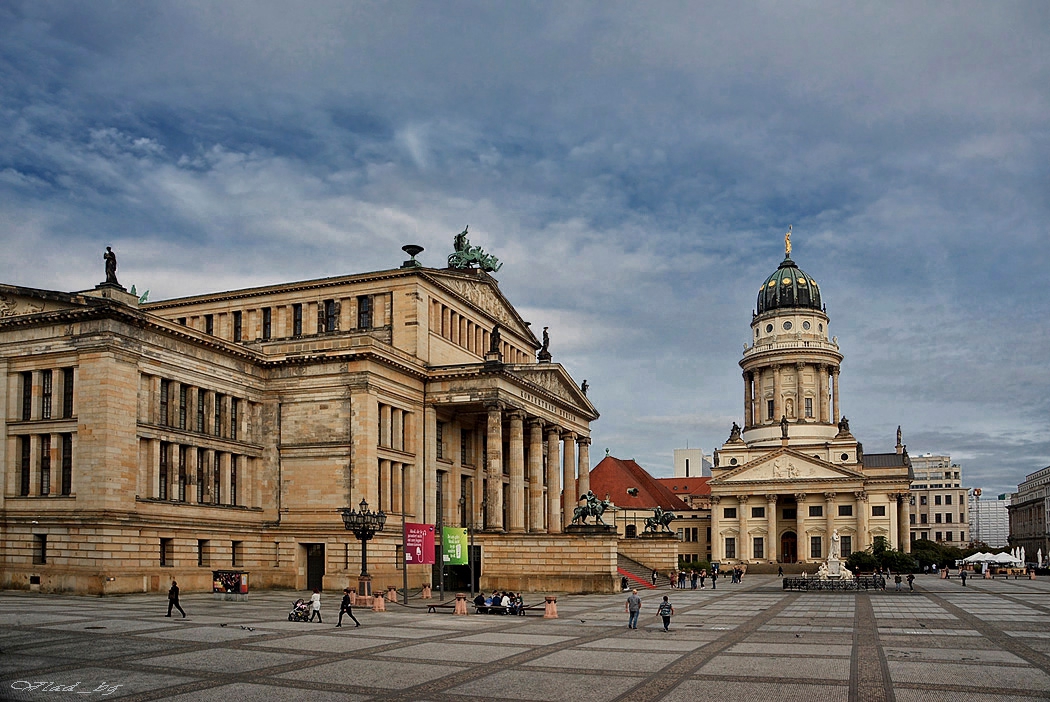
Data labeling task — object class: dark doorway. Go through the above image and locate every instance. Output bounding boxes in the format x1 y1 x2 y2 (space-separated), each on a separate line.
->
305 544 325 590
781 532 797 563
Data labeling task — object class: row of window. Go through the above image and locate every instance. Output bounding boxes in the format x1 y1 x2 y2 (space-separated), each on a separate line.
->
18 434 73 497
178 296 376 342
19 368 75 421
160 539 245 568
722 535 850 560
430 300 531 363
157 379 245 441
157 442 243 507
911 512 966 524
765 397 815 420
722 504 885 519
913 532 966 543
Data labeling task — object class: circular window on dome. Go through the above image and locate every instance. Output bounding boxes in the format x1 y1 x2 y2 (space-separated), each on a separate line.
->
767 280 776 288
783 321 792 331
798 278 807 286
840 453 849 461
730 458 738 465
782 277 791 285
803 321 811 330
765 324 773 333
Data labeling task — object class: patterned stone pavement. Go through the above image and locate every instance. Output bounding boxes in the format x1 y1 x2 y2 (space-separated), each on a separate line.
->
2 574 1049 701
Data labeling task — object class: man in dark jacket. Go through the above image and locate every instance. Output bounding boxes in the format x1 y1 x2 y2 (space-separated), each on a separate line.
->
336 587 360 627
167 580 186 618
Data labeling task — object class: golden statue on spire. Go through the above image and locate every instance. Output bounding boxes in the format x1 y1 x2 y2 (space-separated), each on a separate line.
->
785 225 792 256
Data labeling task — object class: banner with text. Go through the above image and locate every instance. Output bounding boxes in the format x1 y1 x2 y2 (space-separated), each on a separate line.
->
442 527 469 565
404 523 436 565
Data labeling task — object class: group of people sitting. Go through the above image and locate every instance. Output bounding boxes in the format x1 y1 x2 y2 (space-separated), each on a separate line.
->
473 590 525 614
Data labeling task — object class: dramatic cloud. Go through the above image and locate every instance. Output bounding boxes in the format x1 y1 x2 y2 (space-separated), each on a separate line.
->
2 1 1048 497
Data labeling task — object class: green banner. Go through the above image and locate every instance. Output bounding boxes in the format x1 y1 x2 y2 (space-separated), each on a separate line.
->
442 527 468 565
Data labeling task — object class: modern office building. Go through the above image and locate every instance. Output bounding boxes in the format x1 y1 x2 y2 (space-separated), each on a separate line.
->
968 490 1010 549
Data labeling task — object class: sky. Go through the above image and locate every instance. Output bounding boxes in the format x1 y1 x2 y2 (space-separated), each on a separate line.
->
2 2 1048 498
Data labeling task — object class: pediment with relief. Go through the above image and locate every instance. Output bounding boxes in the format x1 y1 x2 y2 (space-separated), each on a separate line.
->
0 292 56 317
718 450 864 484
430 274 533 341
512 366 595 415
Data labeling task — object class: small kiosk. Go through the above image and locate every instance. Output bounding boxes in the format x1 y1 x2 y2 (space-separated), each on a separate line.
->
213 571 249 601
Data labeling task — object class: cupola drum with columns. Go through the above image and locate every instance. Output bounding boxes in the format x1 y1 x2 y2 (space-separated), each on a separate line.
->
740 230 843 448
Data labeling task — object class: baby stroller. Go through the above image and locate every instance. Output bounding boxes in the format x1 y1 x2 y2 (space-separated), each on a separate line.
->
288 598 311 622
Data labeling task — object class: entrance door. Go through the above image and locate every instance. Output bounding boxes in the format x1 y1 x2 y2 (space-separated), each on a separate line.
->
781 532 797 563
305 544 325 590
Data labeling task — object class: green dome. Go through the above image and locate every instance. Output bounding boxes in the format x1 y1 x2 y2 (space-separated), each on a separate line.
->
756 256 822 314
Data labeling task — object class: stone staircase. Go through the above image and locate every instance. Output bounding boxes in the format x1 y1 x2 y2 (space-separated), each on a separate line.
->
616 553 669 589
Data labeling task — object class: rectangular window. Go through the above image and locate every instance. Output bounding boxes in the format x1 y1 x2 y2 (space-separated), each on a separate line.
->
230 399 238 441
292 304 303 336
179 385 187 429
178 446 187 502
39 434 51 496
358 295 373 329
920 496 927 506
945 513 952 523
22 371 32 420
934 495 942 505
841 535 852 556
197 391 205 432
935 513 942 523
945 494 952 505
177 317 187 326
41 369 52 419
838 504 853 517
20 436 31 496
61 368 75 418
159 379 170 426
921 513 928 524
230 456 238 506
935 531 942 541
767 399 774 420
34 534 47 565
197 539 209 567
724 537 736 559
159 442 169 500
910 514 916 524
61 434 72 495
324 299 337 332
214 394 223 437
205 314 214 335
231 541 242 567
436 421 445 459
782 508 796 519
461 429 471 465
197 448 205 503
160 538 173 567
213 453 222 504
723 507 737 519
810 536 822 559
946 531 954 542
805 397 813 418
753 537 764 559
809 505 823 517
751 506 765 518
262 307 272 340
233 310 242 341
871 505 886 516
960 531 965 542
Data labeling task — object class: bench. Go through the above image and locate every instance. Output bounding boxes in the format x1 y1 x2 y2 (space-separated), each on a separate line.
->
475 605 509 615
426 602 458 613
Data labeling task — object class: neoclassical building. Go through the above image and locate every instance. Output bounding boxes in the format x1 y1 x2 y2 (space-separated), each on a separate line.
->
710 235 912 566
1 238 605 594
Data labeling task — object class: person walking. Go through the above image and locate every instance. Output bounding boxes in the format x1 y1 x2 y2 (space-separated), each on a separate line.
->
778 565 784 577
657 595 674 631
651 569 658 586
960 569 967 586
625 589 642 629
336 587 360 627
894 574 902 591
906 573 915 591
166 580 186 618
309 588 323 623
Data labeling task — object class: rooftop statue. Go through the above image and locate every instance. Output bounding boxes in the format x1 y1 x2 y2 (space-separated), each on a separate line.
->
448 226 503 272
728 422 742 442
103 246 119 285
644 506 676 533
785 225 792 257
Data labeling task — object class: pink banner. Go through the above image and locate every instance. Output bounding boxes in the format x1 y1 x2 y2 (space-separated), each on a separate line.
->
404 523 436 564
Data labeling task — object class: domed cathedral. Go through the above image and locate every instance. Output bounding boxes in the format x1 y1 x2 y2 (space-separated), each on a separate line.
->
711 229 912 567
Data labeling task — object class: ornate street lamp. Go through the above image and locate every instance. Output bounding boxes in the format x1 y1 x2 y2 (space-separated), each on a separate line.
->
340 498 387 597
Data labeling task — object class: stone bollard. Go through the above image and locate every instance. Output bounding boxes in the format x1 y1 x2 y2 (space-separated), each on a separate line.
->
349 589 358 605
454 592 468 615
544 595 558 619
1030 571 1037 580
940 569 947 579
422 584 432 599
984 570 991 579
386 586 398 602
372 594 386 612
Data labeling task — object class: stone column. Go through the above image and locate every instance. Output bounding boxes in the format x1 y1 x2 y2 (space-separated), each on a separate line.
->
795 493 807 563
380 404 392 448
738 495 749 561
486 404 504 531
561 431 577 529
743 371 753 427
855 491 869 551
187 445 199 505
527 419 545 532
795 362 805 419
577 436 591 500
888 494 899 551
507 411 526 533
832 367 840 423
824 492 836 559
380 459 392 513
817 365 828 423
710 496 722 561
546 427 562 534
898 493 911 552
772 365 782 423
766 494 778 562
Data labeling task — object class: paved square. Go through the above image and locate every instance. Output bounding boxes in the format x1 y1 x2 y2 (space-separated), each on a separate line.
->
2 574 1050 700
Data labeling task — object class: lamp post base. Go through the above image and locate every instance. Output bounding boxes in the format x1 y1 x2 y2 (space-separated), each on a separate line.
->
357 575 373 598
